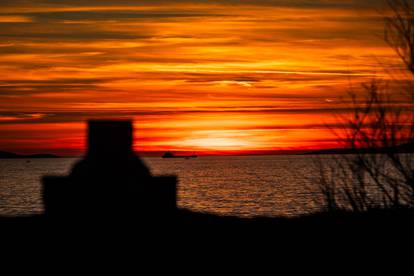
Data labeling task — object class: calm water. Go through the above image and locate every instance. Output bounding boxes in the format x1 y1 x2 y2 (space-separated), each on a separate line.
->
0 155 325 217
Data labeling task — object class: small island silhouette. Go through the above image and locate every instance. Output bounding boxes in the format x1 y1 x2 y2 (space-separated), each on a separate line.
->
0 151 60 159
162 151 197 159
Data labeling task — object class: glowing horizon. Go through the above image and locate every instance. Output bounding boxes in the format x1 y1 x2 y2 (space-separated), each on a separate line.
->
0 0 408 155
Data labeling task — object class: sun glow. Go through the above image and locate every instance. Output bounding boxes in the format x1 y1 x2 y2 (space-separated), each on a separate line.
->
181 137 253 150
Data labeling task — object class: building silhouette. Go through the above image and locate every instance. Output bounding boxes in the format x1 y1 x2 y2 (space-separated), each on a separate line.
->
43 120 177 225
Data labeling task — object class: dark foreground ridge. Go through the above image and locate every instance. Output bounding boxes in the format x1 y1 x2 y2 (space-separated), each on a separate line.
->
0 120 413 241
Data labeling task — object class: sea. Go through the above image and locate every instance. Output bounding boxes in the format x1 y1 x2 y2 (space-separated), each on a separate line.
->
0 155 327 218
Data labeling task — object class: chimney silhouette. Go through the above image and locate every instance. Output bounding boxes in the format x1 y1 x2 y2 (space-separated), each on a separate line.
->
87 120 133 159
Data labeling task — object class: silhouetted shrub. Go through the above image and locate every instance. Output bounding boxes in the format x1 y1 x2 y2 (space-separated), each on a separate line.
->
318 0 414 212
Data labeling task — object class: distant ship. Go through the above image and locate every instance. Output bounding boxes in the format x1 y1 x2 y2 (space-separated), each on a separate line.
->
162 151 197 159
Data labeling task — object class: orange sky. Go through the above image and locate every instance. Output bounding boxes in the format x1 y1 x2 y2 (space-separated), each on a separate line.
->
0 0 408 155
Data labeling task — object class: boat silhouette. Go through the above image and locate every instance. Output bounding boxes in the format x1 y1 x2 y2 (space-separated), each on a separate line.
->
162 151 197 159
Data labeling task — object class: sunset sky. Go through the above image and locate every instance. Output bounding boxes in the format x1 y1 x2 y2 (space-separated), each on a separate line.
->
0 0 406 155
